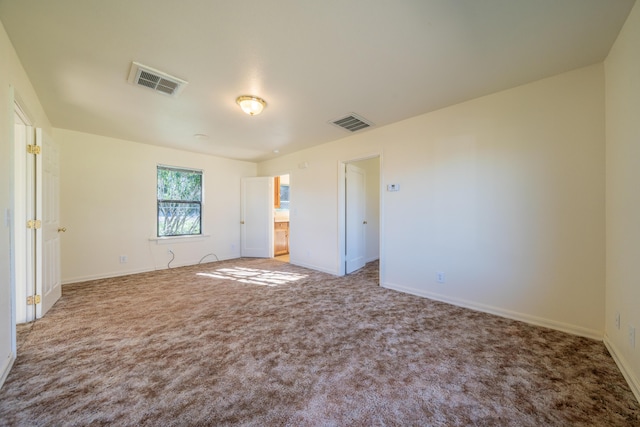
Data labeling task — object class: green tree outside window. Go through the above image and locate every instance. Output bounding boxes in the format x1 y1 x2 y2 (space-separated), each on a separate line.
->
157 166 202 237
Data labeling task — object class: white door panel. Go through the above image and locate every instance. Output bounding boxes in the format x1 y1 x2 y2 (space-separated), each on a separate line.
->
13 110 32 324
36 128 61 317
241 177 273 258
346 164 366 274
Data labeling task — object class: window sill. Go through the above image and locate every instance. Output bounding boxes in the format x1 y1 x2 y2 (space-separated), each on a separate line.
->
149 235 210 244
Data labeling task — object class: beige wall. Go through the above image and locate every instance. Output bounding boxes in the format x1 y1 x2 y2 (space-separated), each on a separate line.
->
260 64 605 339
259 137 384 274
0 20 53 385
605 1 640 401
56 129 256 283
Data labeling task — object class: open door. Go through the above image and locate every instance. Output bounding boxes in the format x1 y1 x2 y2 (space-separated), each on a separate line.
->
12 123 61 322
240 177 274 258
345 163 366 273
14 104 33 324
37 129 62 317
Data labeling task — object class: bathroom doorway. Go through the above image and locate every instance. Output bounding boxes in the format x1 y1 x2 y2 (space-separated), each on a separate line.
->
274 174 290 263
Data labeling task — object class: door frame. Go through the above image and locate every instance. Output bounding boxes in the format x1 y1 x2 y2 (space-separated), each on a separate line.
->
337 153 383 277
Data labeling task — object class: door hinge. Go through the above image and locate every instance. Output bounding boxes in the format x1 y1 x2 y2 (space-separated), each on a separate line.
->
27 144 41 155
27 295 41 305
27 219 42 229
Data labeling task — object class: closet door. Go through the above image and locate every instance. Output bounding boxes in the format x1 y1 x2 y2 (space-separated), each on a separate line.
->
346 164 366 274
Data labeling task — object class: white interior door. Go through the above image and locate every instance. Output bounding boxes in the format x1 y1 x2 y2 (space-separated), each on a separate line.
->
240 177 274 258
13 106 33 324
346 164 366 273
37 128 62 317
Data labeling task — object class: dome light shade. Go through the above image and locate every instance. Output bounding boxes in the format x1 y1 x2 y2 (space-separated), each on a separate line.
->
236 95 266 115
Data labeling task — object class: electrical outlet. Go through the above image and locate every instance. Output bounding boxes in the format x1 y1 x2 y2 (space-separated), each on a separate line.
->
615 312 621 330
119 255 127 264
167 248 173 255
629 326 636 349
437 272 445 283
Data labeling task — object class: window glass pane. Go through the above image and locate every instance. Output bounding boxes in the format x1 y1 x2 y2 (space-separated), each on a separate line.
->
280 185 289 201
157 168 202 202
158 202 201 236
279 184 290 210
157 166 202 237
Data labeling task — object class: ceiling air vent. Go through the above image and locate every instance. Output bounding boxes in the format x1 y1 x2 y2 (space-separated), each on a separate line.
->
330 113 374 132
127 62 188 97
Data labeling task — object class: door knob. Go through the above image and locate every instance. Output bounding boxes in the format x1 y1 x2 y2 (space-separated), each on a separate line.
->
57 227 67 233
363 221 367 224
240 221 245 224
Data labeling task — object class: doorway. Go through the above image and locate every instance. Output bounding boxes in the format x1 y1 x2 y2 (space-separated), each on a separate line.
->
274 174 290 263
239 174 292 263
340 156 380 276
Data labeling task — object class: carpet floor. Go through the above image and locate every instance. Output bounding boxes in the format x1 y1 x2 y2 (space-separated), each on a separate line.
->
0 258 638 426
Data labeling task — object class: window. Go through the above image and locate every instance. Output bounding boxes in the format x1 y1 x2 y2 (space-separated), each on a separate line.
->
274 175 290 210
157 166 202 237
279 183 290 210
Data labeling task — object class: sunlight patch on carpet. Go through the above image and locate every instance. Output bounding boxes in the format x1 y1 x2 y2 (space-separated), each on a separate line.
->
197 267 307 286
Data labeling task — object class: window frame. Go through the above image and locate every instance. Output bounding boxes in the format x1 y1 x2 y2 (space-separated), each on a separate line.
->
156 165 203 238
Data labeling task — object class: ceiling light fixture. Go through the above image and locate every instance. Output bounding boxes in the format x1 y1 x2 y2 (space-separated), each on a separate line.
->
236 95 266 116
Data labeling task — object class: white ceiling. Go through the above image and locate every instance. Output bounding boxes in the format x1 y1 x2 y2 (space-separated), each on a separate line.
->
0 0 635 162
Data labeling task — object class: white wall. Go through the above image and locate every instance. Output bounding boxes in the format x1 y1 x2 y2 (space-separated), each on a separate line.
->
351 157 380 262
604 1 640 401
0 20 53 386
56 129 256 283
260 64 605 339
259 139 384 274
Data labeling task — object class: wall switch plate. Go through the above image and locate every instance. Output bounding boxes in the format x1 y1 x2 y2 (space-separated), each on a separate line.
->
387 184 400 192
615 312 621 330
437 272 445 283
119 255 127 264
629 326 636 349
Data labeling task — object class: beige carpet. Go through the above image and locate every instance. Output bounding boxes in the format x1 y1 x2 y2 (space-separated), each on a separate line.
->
0 258 638 426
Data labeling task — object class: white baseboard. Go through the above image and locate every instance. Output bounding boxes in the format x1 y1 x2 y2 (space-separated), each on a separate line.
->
62 254 239 285
0 352 15 390
289 260 338 276
382 281 603 341
604 336 640 404
62 266 157 285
